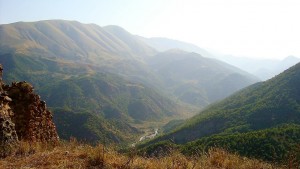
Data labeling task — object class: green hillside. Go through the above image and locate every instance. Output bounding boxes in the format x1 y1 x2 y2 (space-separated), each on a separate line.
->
141 124 300 163
43 74 184 142
1 53 186 143
181 124 300 163
40 74 183 122
138 62 300 163
150 62 300 144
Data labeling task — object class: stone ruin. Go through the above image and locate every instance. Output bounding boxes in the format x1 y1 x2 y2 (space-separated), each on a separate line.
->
0 64 59 157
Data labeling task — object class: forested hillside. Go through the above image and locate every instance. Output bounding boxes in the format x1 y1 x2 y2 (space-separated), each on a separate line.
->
140 62 300 163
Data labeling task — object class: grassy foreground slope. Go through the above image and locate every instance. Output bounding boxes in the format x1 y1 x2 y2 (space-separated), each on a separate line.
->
0 140 284 169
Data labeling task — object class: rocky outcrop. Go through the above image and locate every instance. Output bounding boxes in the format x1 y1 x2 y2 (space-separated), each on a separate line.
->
0 65 18 157
7 81 59 142
0 64 58 157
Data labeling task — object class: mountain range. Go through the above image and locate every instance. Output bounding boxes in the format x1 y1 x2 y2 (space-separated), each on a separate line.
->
0 20 258 106
139 36 300 80
1 20 300 163
1 20 258 143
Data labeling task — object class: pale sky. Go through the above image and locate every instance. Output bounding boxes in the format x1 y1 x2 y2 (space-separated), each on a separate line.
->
0 0 300 59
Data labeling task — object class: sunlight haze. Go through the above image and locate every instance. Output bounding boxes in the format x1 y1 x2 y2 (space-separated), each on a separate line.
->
1 0 299 59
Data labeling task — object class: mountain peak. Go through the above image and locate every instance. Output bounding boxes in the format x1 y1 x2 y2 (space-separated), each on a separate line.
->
282 55 300 62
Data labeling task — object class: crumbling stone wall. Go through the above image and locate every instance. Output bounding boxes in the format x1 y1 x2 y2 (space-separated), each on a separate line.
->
0 64 58 157
0 65 18 157
7 81 59 142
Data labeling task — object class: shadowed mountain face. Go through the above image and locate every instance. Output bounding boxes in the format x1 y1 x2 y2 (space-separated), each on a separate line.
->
147 50 259 107
0 20 260 143
150 62 300 144
0 53 185 143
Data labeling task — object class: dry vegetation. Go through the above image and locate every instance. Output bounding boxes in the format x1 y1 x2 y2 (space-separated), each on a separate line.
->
0 139 283 169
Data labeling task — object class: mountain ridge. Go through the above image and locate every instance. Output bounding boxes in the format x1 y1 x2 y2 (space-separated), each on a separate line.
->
0 20 261 143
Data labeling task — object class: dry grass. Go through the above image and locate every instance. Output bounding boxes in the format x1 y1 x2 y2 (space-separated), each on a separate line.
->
0 140 283 169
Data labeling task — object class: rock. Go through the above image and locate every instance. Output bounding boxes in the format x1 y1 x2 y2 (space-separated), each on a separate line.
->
0 64 59 157
0 95 18 158
0 65 18 157
7 81 59 143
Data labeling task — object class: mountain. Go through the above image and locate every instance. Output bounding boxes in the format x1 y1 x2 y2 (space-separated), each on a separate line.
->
138 36 300 81
215 54 300 80
40 73 183 122
139 62 300 163
103 26 156 57
148 62 300 144
0 20 160 87
0 20 260 143
0 20 259 107
138 36 214 58
0 20 156 59
146 49 259 107
275 55 300 75
1 53 187 143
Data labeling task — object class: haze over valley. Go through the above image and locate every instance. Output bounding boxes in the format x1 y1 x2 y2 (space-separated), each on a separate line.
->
0 0 300 168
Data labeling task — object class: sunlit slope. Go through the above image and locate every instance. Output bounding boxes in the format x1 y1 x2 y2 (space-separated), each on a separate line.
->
0 20 156 60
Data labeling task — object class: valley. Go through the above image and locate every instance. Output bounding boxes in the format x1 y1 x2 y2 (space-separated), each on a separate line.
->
0 20 258 143
0 19 300 167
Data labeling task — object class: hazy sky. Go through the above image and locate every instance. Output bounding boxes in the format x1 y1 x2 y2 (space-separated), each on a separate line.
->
1 0 300 59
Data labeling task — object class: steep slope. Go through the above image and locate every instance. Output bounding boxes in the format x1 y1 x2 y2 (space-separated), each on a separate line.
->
0 20 156 60
150 62 300 144
1 20 261 142
40 74 182 122
42 74 184 142
0 20 259 108
147 49 259 107
181 124 300 162
1 53 185 143
0 20 159 87
103 26 156 57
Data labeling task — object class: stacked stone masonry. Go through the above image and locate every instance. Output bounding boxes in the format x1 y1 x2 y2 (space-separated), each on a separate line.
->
0 64 58 157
